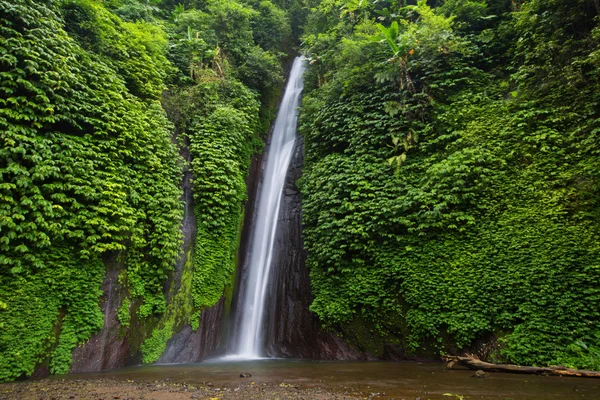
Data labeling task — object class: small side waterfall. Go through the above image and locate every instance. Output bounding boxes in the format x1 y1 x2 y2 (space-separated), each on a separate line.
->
228 57 305 359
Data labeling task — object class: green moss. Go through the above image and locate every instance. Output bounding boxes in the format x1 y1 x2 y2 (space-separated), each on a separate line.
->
60 0 174 100
140 249 196 363
117 298 131 328
186 84 261 313
140 321 175 364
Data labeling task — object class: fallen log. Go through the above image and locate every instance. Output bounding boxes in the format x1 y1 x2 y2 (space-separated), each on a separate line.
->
443 355 600 378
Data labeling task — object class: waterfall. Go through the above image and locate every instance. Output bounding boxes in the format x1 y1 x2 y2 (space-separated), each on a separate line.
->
228 56 305 359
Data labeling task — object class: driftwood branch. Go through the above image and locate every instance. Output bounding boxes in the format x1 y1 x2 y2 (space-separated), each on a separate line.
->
443 355 600 378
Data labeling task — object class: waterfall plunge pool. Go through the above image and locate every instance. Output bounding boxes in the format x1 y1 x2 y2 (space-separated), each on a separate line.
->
9 359 599 399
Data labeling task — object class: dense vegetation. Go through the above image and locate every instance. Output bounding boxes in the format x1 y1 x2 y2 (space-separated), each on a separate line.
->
1 0 598 383
299 0 600 369
0 0 293 380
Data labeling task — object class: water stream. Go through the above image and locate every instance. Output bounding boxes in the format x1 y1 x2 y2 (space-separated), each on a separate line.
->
228 56 305 359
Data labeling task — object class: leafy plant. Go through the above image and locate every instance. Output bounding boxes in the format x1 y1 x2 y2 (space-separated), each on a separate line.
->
300 0 600 368
0 0 182 380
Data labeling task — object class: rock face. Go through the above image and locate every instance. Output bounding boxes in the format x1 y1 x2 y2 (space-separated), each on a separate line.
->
260 137 369 360
157 296 226 364
70 139 227 372
70 265 130 372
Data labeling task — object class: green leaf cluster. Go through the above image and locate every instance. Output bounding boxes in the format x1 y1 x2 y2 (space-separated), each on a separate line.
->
0 0 182 380
156 0 291 332
190 93 260 310
300 0 600 369
60 0 174 100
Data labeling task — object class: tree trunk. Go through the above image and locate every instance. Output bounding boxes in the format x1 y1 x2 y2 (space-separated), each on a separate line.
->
444 355 600 378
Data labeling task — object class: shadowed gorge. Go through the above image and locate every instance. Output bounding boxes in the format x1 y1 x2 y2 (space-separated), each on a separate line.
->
226 59 366 360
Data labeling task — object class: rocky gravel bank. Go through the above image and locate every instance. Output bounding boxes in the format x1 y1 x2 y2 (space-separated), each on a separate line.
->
0 378 371 400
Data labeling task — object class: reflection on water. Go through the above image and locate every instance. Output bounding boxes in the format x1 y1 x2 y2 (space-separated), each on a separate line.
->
48 360 599 399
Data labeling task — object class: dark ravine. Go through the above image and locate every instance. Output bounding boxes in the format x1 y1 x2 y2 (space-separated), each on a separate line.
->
170 141 196 296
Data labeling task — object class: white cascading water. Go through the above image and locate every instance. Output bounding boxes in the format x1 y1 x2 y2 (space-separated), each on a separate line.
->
228 56 305 359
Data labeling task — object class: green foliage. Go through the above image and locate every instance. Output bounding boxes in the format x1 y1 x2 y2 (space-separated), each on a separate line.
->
204 0 258 63
300 0 600 369
60 0 174 99
117 297 132 328
113 0 160 22
237 46 284 97
140 320 174 364
0 0 182 380
0 252 105 379
167 0 286 97
0 0 301 380
438 0 488 30
185 82 260 313
557 339 600 371
246 0 292 52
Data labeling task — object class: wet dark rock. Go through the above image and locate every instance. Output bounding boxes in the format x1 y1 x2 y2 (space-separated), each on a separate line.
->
70 264 129 373
157 296 226 364
259 137 369 360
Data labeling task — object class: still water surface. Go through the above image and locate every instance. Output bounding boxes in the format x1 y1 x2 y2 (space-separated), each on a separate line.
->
53 359 599 399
